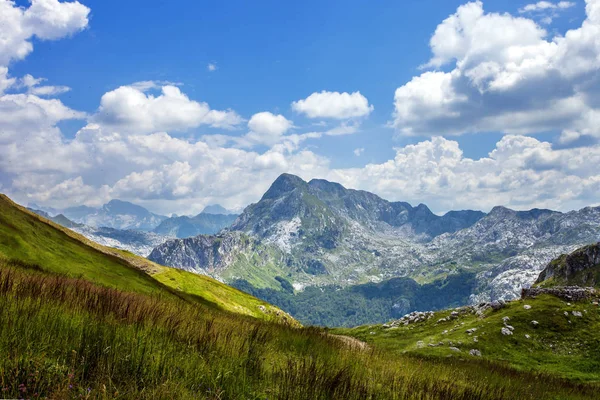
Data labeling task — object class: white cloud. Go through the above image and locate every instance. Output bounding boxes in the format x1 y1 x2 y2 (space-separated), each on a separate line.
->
353 148 364 156
519 1 575 13
292 90 374 119
19 74 71 96
329 136 600 212
92 84 243 133
248 112 292 137
0 67 16 95
393 0 600 141
0 0 90 66
243 112 293 146
207 63 217 72
518 1 576 24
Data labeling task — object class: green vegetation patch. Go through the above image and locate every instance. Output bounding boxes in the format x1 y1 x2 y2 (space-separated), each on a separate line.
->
335 295 600 382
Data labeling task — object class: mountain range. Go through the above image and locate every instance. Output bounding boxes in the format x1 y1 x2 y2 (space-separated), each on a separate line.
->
5 192 599 397
149 173 600 325
29 200 238 255
31 200 237 234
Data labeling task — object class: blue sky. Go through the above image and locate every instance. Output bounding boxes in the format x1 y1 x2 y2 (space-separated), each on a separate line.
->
10 0 584 162
1 0 599 215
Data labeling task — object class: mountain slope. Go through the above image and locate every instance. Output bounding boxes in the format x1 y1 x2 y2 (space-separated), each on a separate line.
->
152 174 599 305
27 208 172 258
71 226 171 257
153 212 238 238
2 195 598 398
149 231 290 289
536 243 600 288
0 194 291 322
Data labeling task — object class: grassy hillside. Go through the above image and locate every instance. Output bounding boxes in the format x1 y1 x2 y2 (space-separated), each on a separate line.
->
334 294 600 382
0 194 291 323
1 261 598 399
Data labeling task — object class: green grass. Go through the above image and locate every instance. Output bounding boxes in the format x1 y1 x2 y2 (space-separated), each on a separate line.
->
220 246 291 290
0 194 292 324
1 262 598 399
152 267 297 324
0 194 162 296
334 295 600 382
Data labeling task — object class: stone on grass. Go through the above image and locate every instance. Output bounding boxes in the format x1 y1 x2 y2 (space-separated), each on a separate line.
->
501 327 513 336
523 305 532 310
469 349 482 357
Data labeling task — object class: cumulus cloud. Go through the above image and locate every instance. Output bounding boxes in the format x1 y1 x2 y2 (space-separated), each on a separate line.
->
92 84 243 133
292 91 373 119
353 148 364 156
207 63 217 72
3 0 600 218
394 0 600 140
0 0 90 66
329 136 600 212
243 112 294 146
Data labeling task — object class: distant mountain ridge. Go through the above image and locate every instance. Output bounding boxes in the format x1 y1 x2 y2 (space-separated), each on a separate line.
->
202 204 238 215
31 199 168 231
27 208 172 257
150 173 600 314
153 212 238 238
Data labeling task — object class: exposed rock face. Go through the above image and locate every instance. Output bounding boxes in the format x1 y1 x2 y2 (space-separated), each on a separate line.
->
522 286 598 302
535 243 600 287
148 231 281 277
72 226 170 257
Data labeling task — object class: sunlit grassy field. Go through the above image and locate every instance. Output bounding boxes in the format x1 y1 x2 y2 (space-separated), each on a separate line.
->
2 261 598 399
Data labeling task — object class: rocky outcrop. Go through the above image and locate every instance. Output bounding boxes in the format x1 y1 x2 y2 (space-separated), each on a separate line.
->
521 286 598 302
535 243 600 287
148 231 284 276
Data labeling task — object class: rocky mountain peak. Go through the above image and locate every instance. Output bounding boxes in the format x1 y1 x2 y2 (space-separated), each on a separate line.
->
261 173 308 201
